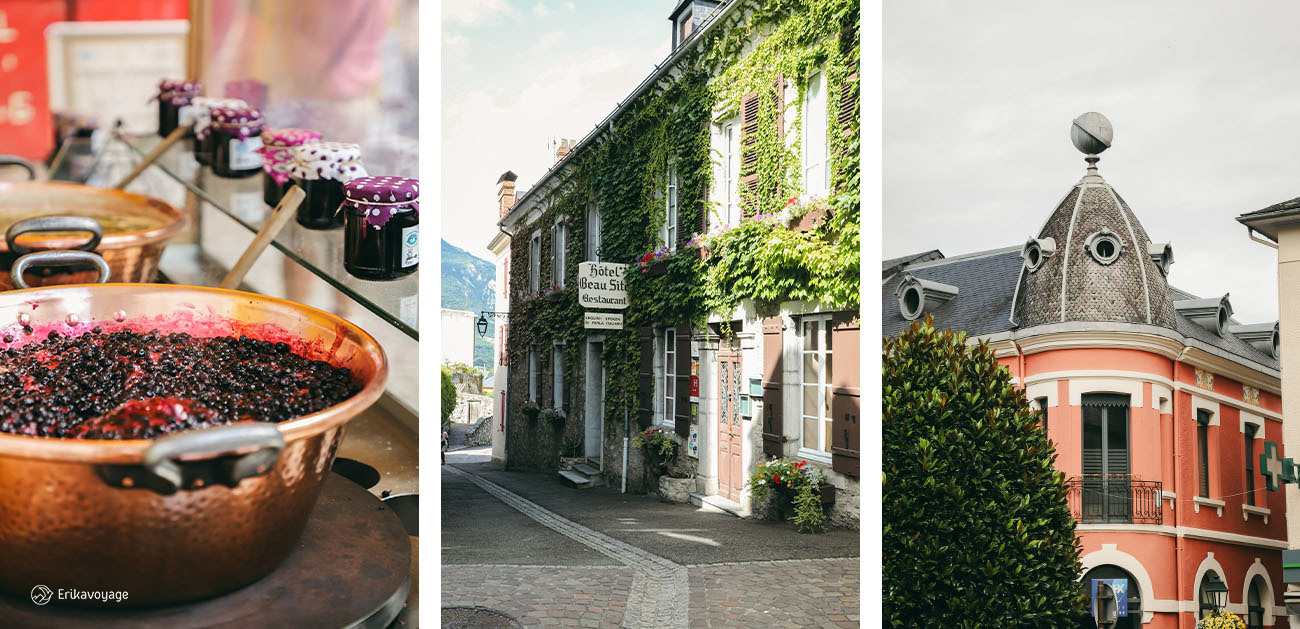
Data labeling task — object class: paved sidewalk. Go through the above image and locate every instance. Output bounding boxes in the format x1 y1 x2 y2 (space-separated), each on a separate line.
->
441 456 860 628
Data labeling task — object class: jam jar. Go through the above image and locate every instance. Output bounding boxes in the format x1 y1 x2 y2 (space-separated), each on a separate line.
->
209 106 265 179
188 97 247 166
259 128 321 207
287 142 366 230
343 176 419 281
155 80 200 137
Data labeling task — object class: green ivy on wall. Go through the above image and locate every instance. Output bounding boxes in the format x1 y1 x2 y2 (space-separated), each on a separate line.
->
507 0 861 430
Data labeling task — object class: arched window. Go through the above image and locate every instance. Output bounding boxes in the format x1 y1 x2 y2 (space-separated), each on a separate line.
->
1246 576 1266 629
1198 571 1226 619
1080 565 1142 629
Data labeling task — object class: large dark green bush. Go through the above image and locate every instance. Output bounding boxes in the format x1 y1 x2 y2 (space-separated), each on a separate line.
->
441 366 457 427
884 319 1085 626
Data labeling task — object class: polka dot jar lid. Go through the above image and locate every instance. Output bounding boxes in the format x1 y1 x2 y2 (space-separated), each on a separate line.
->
343 176 419 228
208 106 265 138
287 142 367 182
188 97 248 139
260 129 324 184
261 128 322 147
157 79 202 105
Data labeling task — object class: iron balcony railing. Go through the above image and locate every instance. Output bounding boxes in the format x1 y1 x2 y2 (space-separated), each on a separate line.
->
1066 474 1163 525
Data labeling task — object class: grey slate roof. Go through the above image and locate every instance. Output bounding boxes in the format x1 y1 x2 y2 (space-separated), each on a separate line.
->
1237 195 1300 242
882 250 943 278
881 247 1021 339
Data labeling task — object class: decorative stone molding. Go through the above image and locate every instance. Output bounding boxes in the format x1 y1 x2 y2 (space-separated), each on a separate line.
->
1193 496 1225 517
1242 504 1270 524
1195 368 1214 391
1243 385 1260 406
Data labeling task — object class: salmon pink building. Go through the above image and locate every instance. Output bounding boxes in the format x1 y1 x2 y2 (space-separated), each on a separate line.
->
883 115 1288 628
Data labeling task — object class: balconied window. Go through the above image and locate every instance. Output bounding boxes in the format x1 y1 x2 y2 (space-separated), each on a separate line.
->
1067 393 1163 524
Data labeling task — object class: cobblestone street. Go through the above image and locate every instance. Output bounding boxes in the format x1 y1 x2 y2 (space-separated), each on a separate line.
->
441 449 860 628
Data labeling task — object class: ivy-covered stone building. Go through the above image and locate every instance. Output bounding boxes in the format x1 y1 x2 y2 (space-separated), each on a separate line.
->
492 0 861 528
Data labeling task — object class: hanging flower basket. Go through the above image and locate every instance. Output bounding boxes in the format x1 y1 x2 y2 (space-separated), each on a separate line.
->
540 407 566 426
519 400 540 421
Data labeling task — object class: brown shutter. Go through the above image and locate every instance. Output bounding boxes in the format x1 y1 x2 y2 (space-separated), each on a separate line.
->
838 72 858 139
739 91 760 216
674 324 692 437
761 316 784 458
772 74 785 202
830 312 860 477
636 326 655 428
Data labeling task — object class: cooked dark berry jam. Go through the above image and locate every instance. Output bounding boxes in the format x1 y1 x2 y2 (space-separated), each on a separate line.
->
0 329 358 439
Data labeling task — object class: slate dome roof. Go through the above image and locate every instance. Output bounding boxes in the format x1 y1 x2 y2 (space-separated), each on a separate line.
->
1010 154 1177 329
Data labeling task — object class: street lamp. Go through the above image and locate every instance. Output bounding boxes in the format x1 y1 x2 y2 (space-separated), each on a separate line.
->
476 312 509 337
1204 573 1229 614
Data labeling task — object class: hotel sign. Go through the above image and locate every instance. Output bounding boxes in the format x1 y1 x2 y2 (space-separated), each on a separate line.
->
577 262 628 310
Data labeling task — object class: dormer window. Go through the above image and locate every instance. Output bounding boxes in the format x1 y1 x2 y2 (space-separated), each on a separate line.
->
1174 294 1233 337
1229 321 1280 358
1148 242 1174 276
1084 229 1124 265
895 273 958 321
669 0 720 50
1021 237 1056 272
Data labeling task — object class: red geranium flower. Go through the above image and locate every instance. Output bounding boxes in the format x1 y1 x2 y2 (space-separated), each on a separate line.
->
773 474 780 483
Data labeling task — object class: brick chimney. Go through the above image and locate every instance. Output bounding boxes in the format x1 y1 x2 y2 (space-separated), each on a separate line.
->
497 170 518 219
553 138 575 164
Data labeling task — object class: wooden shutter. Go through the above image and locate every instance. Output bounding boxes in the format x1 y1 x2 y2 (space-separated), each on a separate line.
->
674 323 692 437
830 312 860 477
739 91 760 216
761 316 784 458
838 72 858 138
636 326 655 428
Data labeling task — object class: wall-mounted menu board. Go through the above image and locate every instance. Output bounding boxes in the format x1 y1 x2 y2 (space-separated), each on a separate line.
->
46 20 188 135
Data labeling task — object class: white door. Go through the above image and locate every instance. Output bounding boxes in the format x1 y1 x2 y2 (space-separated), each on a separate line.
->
585 341 604 461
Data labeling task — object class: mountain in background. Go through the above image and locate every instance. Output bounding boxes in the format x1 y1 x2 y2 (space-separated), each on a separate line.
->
442 239 496 370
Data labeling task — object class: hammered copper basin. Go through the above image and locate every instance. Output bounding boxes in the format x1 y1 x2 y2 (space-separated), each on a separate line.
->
0 182 187 290
0 284 388 607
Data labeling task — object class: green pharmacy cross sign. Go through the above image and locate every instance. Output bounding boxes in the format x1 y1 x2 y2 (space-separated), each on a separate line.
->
1261 441 1295 492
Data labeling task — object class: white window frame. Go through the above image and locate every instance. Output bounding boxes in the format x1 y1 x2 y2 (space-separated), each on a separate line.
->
723 119 739 228
663 327 676 426
552 220 567 289
802 71 829 199
528 345 538 401
661 166 678 251
529 231 541 295
797 314 833 459
586 201 601 262
552 344 564 410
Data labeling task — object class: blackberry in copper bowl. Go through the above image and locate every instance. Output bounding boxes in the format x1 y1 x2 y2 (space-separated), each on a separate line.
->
0 328 360 439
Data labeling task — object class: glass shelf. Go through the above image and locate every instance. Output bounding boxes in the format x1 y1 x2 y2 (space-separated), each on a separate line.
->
117 133 419 340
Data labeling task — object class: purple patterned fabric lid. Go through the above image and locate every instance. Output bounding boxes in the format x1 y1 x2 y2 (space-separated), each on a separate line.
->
260 128 324 184
156 79 201 106
288 142 367 182
187 97 248 139
208 107 265 138
343 176 419 228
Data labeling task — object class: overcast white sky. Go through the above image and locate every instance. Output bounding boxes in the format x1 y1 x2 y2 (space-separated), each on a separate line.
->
884 1 1300 324
441 1 668 260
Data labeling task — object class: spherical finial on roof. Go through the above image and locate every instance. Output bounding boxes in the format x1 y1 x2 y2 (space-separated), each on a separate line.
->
1071 112 1113 155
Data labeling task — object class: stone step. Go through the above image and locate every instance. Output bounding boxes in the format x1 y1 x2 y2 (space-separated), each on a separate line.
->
558 469 594 488
573 462 601 477
690 492 750 518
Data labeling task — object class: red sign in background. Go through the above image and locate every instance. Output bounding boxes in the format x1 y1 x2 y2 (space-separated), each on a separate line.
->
0 0 187 161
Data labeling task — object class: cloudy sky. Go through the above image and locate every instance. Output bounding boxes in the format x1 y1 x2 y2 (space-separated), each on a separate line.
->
884 1 1300 324
441 1 668 259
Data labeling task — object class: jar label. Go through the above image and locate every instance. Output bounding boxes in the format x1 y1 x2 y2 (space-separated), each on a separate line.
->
177 104 197 126
229 136 264 170
401 225 419 268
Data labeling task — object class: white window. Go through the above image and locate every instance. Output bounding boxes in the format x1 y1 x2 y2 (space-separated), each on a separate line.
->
802 71 829 198
528 346 538 401
723 120 739 227
661 167 678 250
529 232 541 295
663 328 676 424
586 202 601 262
552 345 563 410
799 315 833 456
552 221 567 289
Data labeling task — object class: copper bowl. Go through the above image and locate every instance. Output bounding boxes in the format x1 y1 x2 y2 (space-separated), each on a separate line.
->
0 283 388 607
0 181 187 290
